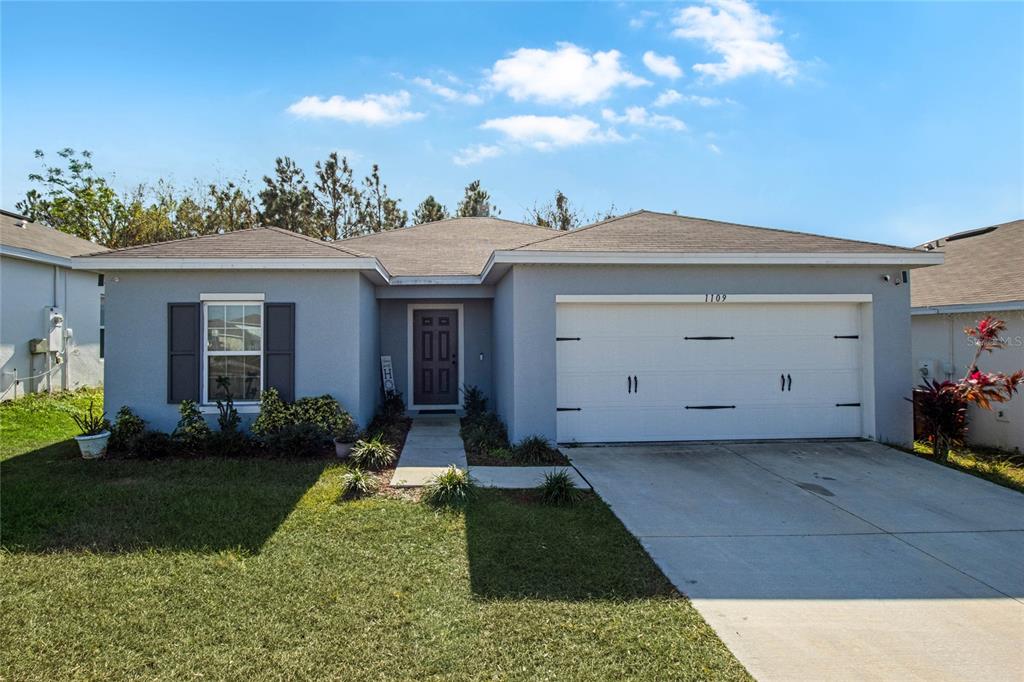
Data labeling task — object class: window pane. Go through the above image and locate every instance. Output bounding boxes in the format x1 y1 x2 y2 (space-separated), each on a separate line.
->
243 305 262 351
207 305 226 351
208 355 261 402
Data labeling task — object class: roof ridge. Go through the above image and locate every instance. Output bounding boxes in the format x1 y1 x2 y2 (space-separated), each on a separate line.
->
262 226 368 257
90 225 266 255
338 215 548 245
517 209 921 254
511 210 644 250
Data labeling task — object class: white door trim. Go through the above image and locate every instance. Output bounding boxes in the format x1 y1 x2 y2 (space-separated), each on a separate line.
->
407 303 465 411
555 294 873 304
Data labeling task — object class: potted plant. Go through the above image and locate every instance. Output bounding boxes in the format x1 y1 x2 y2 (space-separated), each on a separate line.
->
334 423 359 459
71 400 111 459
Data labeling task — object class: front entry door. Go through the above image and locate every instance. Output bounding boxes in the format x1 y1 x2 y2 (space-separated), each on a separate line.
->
413 308 459 406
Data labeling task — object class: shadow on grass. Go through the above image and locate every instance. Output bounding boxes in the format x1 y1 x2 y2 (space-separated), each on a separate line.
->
464 490 678 601
0 440 329 554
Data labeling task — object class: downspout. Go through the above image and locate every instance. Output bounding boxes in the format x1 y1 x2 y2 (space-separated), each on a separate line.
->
62 268 69 391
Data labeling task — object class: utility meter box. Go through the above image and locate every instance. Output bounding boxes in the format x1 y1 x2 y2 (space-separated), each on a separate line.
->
29 338 49 354
918 359 940 380
45 306 64 350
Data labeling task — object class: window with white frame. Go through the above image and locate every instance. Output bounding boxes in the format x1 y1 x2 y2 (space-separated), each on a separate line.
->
203 301 263 403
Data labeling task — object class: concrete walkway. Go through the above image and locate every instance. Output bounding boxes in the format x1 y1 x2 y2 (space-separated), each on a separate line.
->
390 416 590 490
390 415 467 487
570 440 1024 682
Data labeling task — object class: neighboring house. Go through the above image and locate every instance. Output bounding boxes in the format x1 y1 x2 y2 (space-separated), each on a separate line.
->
0 209 108 400
911 219 1023 452
73 210 941 445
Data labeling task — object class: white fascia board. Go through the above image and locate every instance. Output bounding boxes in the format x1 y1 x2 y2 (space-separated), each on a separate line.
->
389 275 482 286
912 300 1024 315
486 250 943 269
70 255 391 277
0 245 73 268
556 294 873 304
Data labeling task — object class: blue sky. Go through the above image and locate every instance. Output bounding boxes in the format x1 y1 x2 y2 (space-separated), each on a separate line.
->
2 1 1021 246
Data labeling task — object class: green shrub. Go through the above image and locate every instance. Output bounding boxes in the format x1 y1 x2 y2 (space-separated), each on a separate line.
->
252 389 355 440
422 466 476 508
251 388 290 437
460 413 508 453
539 469 582 506
173 400 211 454
133 430 176 460
460 385 488 419
513 435 560 465
350 434 397 470
293 395 355 437
206 428 251 457
263 423 331 457
340 467 377 499
109 406 145 453
486 447 515 463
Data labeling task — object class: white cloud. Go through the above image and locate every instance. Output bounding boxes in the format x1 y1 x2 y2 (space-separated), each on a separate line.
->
708 143 722 154
671 0 796 82
489 43 650 106
653 89 729 107
643 51 683 80
629 10 658 29
287 90 424 125
412 77 483 105
601 107 687 131
452 144 504 166
480 115 623 150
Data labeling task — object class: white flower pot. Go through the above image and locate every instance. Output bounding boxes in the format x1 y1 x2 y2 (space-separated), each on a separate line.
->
334 438 355 459
75 431 111 459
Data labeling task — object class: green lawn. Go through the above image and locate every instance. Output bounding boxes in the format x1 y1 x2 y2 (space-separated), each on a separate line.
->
913 441 1024 493
0 390 748 681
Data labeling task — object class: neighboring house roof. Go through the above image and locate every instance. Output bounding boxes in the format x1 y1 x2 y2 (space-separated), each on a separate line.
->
0 210 109 264
72 209 941 278
339 217 555 276
84 225 366 259
514 210 920 255
911 219 1023 310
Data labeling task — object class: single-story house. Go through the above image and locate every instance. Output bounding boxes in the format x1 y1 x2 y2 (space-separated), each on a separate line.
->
73 210 942 445
1 209 107 400
911 219 1023 452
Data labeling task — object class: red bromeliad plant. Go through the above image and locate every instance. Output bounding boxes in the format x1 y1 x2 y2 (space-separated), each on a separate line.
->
915 316 1024 460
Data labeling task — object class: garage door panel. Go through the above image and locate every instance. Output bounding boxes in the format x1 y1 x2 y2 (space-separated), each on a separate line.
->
556 301 867 443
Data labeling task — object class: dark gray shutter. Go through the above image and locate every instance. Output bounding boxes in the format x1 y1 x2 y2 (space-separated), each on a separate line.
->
264 303 295 402
167 303 200 403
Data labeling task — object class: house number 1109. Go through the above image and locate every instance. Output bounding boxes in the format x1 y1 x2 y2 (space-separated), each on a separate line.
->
704 294 728 303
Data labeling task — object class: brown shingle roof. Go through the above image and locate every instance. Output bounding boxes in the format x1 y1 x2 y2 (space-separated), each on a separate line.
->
515 210 920 254
0 211 109 258
86 226 365 259
339 217 556 276
911 219 1023 308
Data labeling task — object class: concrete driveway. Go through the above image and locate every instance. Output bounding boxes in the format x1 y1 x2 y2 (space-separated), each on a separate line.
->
569 440 1024 681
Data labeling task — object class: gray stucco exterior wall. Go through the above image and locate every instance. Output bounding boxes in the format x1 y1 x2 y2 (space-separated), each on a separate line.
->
378 298 493 408
357 275 380 429
103 270 374 432
499 264 914 446
1 256 103 399
492 272 516 429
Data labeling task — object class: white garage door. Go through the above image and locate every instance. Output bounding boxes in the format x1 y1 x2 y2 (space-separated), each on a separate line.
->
556 299 867 443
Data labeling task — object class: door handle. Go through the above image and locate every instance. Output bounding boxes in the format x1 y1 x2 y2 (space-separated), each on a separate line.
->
781 374 785 392
634 375 638 394
787 374 792 391
627 376 632 394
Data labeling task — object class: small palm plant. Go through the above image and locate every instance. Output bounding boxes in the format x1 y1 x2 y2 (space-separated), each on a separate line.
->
70 400 109 436
422 466 476 508
538 469 583 506
350 433 397 470
340 467 377 500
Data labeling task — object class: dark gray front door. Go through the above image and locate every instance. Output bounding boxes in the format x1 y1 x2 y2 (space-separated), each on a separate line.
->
413 308 459 405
